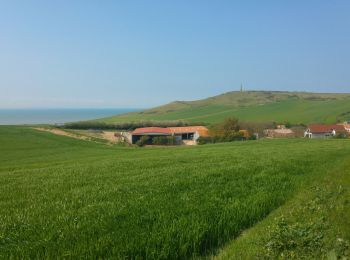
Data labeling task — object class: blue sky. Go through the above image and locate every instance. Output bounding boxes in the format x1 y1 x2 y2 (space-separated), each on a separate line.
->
0 1 349 108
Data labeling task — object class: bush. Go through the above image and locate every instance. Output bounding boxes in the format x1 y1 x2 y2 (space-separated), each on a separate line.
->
135 136 150 147
196 136 212 145
285 122 292 128
152 136 177 145
263 217 325 258
248 134 257 140
335 132 349 139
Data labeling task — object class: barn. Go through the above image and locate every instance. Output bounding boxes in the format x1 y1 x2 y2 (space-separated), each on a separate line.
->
131 127 172 144
304 124 346 138
130 126 209 145
168 126 209 145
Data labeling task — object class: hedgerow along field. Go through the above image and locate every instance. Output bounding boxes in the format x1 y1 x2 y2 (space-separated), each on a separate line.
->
1 126 350 258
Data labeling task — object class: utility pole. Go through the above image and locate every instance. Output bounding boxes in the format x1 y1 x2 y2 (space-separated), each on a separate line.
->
240 84 243 92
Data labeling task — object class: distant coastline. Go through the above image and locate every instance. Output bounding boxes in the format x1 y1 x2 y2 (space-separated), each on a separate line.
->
0 108 139 125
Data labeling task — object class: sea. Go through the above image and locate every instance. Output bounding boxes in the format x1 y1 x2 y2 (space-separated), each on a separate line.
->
0 108 139 125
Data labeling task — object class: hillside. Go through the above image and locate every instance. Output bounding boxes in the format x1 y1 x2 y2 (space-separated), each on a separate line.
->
98 91 350 124
1 126 350 258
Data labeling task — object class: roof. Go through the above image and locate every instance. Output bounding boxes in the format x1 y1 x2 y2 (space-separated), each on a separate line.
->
132 127 172 135
132 126 209 136
308 124 346 133
197 129 210 137
169 126 209 137
168 126 208 134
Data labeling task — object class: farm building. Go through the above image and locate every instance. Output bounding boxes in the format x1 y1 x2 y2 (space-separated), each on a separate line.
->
304 124 346 138
131 127 172 144
131 126 209 145
264 128 295 138
168 126 209 145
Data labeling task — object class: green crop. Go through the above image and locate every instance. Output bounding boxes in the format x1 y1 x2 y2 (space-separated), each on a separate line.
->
0 126 349 258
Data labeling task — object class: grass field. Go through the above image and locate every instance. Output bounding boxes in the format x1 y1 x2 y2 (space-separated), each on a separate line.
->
1 126 350 258
98 91 350 124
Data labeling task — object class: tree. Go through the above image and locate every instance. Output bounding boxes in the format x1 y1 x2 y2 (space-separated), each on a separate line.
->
210 117 240 141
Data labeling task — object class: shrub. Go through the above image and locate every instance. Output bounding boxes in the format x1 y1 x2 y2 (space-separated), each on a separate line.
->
152 136 177 145
136 135 150 147
197 136 210 145
285 122 292 128
263 217 325 258
248 134 257 140
335 132 349 139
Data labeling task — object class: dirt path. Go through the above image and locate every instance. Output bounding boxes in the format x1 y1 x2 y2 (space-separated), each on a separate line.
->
33 127 90 141
33 128 119 144
101 131 117 143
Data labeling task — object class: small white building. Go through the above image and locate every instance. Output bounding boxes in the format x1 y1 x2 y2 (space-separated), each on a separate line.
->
304 124 346 138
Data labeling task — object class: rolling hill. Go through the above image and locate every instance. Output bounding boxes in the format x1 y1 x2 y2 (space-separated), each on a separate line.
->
98 91 350 125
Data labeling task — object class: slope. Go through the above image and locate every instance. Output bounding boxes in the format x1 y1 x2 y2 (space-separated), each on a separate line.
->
98 91 350 124
1 126 350 258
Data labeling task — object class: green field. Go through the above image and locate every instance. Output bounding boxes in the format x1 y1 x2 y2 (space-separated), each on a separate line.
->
98 91 350 124
1 126 350 258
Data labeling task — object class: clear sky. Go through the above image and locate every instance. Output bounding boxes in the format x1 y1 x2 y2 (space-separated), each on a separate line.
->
1 0 349 108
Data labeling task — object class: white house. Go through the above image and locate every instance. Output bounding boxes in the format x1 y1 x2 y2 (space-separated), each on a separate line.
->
304 124 346 138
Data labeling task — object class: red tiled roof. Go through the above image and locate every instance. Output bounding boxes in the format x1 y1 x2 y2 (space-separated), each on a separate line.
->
197 129 210 137
132 127 172 135
132 126 209 136
168 126 208 134
308 124 345 133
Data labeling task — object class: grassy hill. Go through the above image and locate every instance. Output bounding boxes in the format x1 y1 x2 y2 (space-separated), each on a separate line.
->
98 91 350 124
1 126 349 258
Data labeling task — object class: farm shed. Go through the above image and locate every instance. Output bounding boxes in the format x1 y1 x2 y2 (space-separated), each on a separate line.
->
169 126 209 145
131 126 209 145
264 128 295 138
304 124 346 138
131 127 172 144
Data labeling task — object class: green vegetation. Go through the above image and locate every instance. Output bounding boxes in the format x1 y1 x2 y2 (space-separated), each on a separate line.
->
64 120 201 130
152 135 177 145
135 135 150 146
215 157 350 259
197 118 248 144
0 126 349 258
98 91 350 125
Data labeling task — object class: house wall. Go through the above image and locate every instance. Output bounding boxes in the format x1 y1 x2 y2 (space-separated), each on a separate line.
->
122 132 132 143
194 131 201 142
310 133 333 139
264 129 294 138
